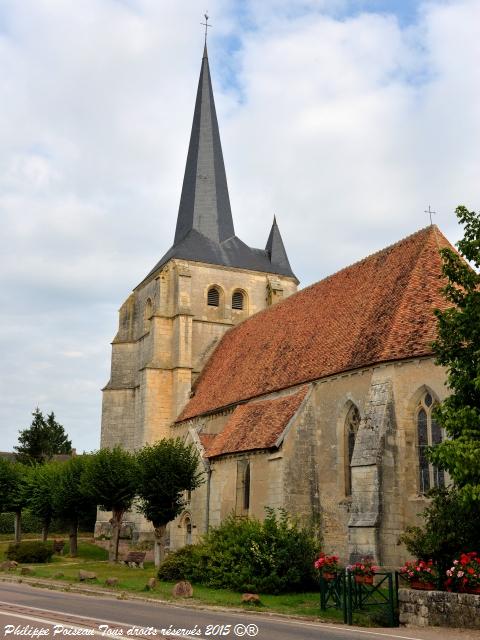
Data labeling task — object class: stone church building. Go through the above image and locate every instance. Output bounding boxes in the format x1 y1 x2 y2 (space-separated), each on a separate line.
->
98 45 452 566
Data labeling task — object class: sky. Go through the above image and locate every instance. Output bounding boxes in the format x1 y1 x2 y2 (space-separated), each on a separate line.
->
1 0 479 453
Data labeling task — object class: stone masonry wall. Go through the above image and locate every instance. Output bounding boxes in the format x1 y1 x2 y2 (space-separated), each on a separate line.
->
399 588 480 629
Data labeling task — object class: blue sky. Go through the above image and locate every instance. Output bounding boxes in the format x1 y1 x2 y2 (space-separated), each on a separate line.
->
0 0 479 453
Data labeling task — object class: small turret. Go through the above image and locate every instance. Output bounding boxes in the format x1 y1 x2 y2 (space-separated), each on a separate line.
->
266 216 293 275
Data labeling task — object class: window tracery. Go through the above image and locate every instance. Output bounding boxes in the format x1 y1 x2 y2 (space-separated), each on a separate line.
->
417 391 445 494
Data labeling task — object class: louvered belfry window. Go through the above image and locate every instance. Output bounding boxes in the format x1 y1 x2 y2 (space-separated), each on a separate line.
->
207 287 220 307
232 290 244 310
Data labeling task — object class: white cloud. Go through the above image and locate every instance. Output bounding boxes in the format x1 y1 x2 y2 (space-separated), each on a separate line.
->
0 0 479 452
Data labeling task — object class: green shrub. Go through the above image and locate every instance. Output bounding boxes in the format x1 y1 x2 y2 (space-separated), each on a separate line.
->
6 541 53 563
158 544 208 582
398 487 480 569
159 509 320 594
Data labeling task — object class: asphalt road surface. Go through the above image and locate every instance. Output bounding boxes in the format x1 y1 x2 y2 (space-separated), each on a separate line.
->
0 581 478 640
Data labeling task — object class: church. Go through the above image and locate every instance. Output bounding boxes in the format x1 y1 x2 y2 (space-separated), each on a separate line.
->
98 44 453 566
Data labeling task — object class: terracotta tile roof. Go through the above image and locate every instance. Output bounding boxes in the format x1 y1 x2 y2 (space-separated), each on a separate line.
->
179 226 452 421
198 433 217 451
204 388 308 458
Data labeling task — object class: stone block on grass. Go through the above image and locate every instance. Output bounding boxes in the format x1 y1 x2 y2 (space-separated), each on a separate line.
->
242 593 260 605
146 577 157 590
78 570 97 582
172 580 193 598
105 577 119 587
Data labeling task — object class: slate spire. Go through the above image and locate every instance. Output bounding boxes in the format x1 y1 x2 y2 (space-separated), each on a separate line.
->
138 47 297 288
266 216 293 274
174 44 235 245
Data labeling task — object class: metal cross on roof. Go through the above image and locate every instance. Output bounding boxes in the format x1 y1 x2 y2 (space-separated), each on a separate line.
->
425 205 436 225
201 12 212 44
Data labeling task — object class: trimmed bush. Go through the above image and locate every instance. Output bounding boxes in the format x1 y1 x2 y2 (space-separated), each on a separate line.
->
159 509 320 594
6 541 53 563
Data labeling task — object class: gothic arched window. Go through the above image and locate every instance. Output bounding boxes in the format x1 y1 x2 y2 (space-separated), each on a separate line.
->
345 405 360 497
417 391 445 494
184 515 192 545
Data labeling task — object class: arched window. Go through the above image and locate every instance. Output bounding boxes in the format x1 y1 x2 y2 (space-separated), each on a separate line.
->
207 286 220 307
232 290 244 310
345 405 360 497
184 516 192 545
144 298 153 333
243 462 250 511
417 391 445 494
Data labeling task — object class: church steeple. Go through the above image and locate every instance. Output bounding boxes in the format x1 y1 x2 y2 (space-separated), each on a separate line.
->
139 45 297 287
174 44 235 245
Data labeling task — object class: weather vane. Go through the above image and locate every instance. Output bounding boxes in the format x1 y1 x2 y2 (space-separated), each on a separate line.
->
425 205 436 226
201 12 212 45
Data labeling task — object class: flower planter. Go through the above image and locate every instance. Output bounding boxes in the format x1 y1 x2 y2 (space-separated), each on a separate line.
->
322 572 336 580
355 574 374 584
411 581 435 591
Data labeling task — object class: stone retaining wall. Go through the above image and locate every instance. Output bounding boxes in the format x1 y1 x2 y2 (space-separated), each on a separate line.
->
399 588 480 629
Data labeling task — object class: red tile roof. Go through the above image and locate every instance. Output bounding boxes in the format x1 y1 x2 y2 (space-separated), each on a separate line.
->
205 388 308 458
179 226 452 421
198 433 217 451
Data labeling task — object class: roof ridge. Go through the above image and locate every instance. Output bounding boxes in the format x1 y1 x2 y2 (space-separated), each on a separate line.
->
304 225 438 293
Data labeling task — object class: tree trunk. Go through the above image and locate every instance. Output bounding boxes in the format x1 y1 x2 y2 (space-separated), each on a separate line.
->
14 511 22 543
69 519 78 556
153 524 167 568
42 516 51 542
109 510 123 563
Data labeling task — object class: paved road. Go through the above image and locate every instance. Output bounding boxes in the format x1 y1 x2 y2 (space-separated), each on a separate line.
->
0 581 478 640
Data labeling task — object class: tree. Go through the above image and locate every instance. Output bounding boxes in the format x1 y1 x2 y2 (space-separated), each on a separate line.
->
0 459 30 542
428 205 480 503
15 408 72 464
27 462 61 541
136 439 204 567
53 456 92 556
82 447 138 562
399 487 480 570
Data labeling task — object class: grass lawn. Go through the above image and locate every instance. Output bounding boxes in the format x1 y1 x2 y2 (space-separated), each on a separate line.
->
0 539 375 625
